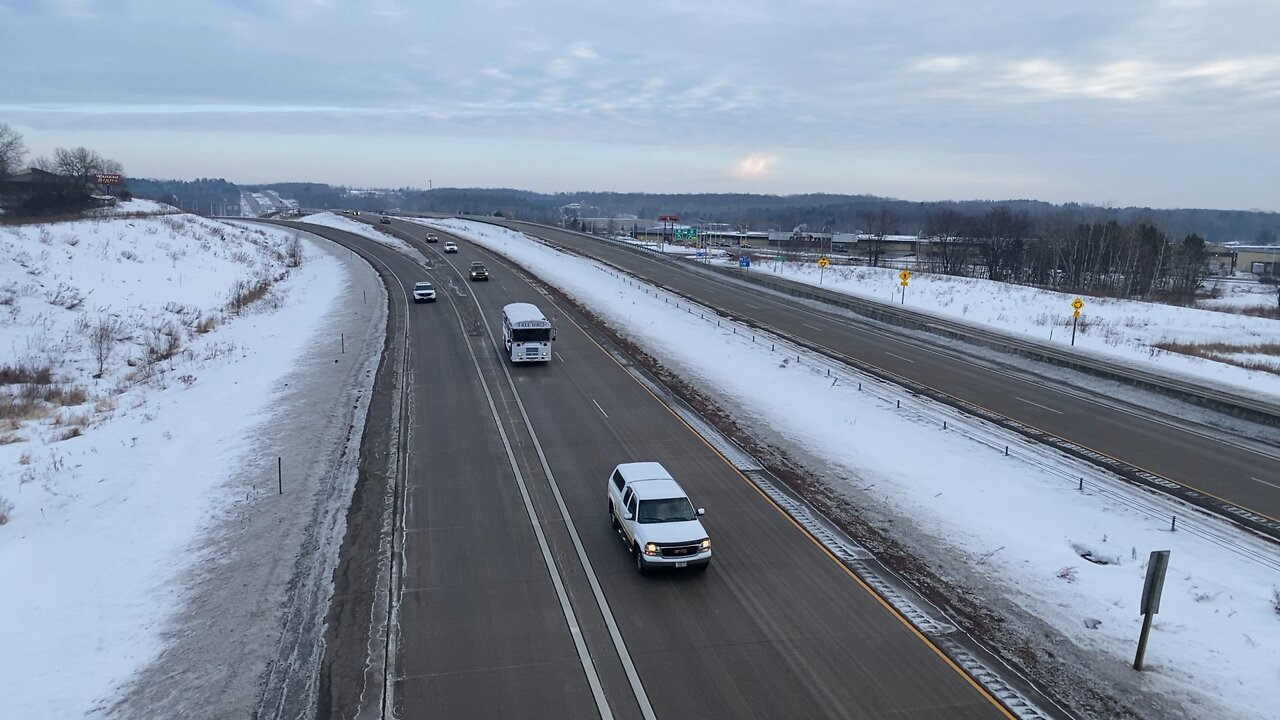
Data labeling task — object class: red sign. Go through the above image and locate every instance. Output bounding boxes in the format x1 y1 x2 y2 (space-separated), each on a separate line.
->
658 214 680 222
95 173 124 186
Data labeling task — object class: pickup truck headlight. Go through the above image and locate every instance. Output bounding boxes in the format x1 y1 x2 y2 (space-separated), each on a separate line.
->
700 538 711 551
643 543 659 556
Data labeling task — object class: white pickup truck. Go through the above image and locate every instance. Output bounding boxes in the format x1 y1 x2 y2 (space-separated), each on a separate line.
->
607 462 711 574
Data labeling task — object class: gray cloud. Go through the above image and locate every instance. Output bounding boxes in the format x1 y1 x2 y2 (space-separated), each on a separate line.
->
2 0 1277 208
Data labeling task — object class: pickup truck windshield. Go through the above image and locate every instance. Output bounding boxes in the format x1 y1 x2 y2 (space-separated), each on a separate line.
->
637 498 697 523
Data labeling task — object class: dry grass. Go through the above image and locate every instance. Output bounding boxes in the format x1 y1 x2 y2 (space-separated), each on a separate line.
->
56 426 83 441
1154 340 1280 375
195 314 221 334
0 496 11 525
0 432 19 445
0 395 46 423
1230 306 1280 320
0 365 52 386
228 277 275 315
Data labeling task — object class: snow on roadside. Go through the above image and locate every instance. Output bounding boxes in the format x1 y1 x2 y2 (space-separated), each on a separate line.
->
419 218 1280 720
300 212 425 261
0 204 358 717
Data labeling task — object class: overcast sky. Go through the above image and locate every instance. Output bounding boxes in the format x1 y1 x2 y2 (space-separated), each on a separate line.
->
2 0 1278 210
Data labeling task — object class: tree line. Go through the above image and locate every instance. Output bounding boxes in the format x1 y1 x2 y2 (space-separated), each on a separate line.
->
916 206 1213 301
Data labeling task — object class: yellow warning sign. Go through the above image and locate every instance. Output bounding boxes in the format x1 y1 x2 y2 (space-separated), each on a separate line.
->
1071 297 1084 310
818 256 830 268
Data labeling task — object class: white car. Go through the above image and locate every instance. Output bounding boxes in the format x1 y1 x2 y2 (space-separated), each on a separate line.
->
443 241 458 253
412 281 436 303
608 462 711 574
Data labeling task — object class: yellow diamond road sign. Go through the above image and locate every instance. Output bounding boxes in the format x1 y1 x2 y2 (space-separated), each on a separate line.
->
818 256 830 268
1072 297 1084 310
899 270 911 282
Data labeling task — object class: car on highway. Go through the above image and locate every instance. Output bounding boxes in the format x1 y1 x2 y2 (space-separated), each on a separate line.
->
426 233 439 243
412 281 436 303
443 241 458 253
469 262 489 281
380 216 391 224
608 462 711 574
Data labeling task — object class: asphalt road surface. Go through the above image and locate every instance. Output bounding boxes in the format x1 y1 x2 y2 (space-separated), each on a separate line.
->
302 220 1023 719
484 220 1280 529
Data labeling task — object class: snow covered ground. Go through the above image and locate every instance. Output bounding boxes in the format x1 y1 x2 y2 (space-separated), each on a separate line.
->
0 202 383 717
413 217 1280 720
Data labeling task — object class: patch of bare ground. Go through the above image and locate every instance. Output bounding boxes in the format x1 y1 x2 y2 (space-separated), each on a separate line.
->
531 279 1151 720
1154 340 1280 375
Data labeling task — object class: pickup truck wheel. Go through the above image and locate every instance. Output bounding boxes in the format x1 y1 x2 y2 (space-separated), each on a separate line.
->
609 503 618 528
635 549 649 575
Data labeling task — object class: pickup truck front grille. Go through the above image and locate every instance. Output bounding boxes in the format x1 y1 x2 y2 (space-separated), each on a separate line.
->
658 543 702 558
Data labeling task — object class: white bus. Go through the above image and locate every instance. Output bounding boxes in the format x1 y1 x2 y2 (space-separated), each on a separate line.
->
501 302 556 363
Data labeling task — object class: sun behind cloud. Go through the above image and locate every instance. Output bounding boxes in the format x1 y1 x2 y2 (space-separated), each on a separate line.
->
733 154 777 180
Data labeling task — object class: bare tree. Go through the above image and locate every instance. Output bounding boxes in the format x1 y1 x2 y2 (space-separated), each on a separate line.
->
0 123 27 178
90 316 123 377
284 233 304 267
923 209 973 275
859 205 897 267
974 207 1031 282
34 146 124 193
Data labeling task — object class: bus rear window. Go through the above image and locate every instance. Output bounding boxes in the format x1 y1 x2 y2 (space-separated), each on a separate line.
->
512 328 551 343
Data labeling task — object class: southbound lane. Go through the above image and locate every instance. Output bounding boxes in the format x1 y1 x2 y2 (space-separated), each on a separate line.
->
393 221 1016 719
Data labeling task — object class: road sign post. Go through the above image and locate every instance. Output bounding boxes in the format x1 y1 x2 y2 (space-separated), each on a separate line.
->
818 255 829 283
1134 550 1170 671
1070 298 1084 346
898 270 911 305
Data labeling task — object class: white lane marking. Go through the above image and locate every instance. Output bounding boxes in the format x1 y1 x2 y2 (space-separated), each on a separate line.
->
556 352 565 363
802 322 823 330
1015 396 1064 415
446 299 614 719
884 351 915 364
477 313 659 720
1252 477 1280 490
593 399 609 418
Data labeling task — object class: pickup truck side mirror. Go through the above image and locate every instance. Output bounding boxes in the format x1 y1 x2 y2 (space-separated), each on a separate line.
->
623 511 633 521
696 508 706 516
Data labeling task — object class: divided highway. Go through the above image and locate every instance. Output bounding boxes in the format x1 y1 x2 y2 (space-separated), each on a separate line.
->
483 220 1280 532
288 220 1030 719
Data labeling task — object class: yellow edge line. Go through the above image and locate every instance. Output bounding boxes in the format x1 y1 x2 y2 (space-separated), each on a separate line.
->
548 296 1018 720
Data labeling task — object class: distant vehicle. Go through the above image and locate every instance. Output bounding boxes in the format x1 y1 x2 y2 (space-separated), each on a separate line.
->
352 210 360 216
443 241 458 253
469 262 489 281
426 233 439 243
501 302 555 363
380 216 391 224
412 281 436 303
607 462 711 574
